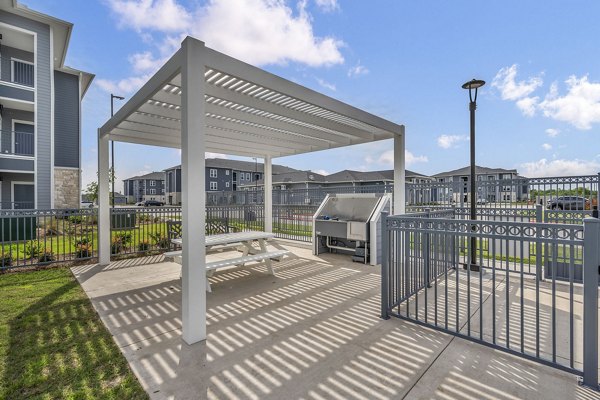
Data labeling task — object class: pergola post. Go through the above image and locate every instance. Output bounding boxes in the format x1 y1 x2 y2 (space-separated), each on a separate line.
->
181 37 207 344
393 127 406 215
97 130 110 265
264 155 273 233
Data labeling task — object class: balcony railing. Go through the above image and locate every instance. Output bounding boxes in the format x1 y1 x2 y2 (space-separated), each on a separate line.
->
11 59 34 87
0 130 35 157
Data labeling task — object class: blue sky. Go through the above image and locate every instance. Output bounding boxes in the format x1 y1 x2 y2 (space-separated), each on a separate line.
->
21 0 600 191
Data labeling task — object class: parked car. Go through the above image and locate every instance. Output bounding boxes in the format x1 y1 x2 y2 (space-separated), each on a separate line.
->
80 201 95 209
135 201 145 206
143 200 164 207
546 196 589 210
476 198 487 205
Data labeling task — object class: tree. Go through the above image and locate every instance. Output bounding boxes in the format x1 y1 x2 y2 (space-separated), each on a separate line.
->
84 168 116 204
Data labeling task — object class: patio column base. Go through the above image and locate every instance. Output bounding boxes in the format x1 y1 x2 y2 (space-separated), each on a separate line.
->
462 263 481 272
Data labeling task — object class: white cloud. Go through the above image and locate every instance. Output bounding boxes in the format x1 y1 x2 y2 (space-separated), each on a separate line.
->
542 143 552 151
106 0 192 32
520 158 600 177
545 128 560 137
492 64 543 101
96 74 152 94
377 150 428 167
101 0 345 93
538 76 600 130
314 0 339 12
515 96 539 117
436 134 468 149
316 78 336 91
312 169 329 175
347 63 369 77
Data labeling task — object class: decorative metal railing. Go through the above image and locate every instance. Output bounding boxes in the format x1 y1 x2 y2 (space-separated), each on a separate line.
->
380 211 600 387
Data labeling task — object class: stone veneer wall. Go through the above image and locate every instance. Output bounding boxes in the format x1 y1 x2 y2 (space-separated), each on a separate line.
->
54 168 80 209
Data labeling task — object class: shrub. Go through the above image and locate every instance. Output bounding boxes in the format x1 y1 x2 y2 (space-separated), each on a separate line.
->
111 237 123 255
0 251 12 268
113 232 132 246
138 214 152 223
75 244 92 259
68 215 84 224
149 232 170 249
25 241 43 259
138 240 151 252
75 237 91 246
38 249 55 263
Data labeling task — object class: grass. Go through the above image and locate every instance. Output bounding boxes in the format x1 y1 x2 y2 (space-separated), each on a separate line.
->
0 268 148 400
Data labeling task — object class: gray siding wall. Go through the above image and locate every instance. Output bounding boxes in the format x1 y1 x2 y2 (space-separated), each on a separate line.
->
0 44 34 82
0 11 53 209
206 167 233 191
54 71 79 168
0 172 34 209
0 84 34 101
1 107 33 155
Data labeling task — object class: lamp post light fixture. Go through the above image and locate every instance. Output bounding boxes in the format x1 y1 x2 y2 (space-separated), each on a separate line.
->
462 78 485 272
110 94 125 207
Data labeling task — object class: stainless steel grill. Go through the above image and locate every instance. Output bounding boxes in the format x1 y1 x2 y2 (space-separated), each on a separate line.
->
313 193 391 264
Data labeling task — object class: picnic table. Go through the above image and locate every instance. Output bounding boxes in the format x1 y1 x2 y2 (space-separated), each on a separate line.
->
165 231 290 292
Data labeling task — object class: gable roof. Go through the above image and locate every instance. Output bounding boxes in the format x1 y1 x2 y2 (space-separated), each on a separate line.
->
164 158 299 174
123 171 165 181
433 165 518 177
240 170 326 186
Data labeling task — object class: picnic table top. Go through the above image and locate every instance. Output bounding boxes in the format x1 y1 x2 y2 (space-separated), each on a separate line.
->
171 230 275 246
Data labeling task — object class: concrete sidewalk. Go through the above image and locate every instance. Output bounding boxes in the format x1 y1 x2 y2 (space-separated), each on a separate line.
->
72 244 600 400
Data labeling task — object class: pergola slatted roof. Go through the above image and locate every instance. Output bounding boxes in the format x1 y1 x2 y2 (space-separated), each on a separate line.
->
100 40 403 158
97 37 406 345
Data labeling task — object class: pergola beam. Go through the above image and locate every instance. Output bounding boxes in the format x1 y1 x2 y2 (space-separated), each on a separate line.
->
99 49 182 136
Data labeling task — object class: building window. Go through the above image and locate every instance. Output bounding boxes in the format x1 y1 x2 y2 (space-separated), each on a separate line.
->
161 188 165 193
226 170 230 175
246 173 251 181
210 182 218 191
150 180 156 186
240 173 244 181
210 169 217 178
149 189 156 194
225 182 230 188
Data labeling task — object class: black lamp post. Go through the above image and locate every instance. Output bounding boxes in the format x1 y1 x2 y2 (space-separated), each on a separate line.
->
462 79 485 272
110 94 125 207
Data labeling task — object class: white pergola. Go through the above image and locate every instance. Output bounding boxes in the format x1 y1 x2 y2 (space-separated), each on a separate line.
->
98 37 406 345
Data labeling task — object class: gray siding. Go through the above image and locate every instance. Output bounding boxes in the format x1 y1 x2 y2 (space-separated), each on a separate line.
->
0 11 53 209
53 71 79 168
0 172 33 209
206 167 233 191
0 157 34 171
0 45 34 82
0 84 34 101
1 107 33 154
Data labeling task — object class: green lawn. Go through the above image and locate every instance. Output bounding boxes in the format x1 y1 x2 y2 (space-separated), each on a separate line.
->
0 269 148 400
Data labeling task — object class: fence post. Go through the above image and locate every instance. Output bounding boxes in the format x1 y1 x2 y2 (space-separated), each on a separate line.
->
381 212 390 320
536 203 543 223
582 217 600 389
425 208 431 288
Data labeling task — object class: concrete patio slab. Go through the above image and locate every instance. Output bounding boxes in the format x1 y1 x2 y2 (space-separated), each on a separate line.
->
72 242 599 400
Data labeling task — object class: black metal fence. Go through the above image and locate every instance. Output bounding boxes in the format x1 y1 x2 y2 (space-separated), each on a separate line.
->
381 211 600 387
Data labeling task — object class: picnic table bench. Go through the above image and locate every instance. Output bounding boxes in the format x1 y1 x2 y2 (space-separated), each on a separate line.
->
164 231 291 292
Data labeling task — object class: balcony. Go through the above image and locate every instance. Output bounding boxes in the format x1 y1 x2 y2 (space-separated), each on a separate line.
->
0 129 35 157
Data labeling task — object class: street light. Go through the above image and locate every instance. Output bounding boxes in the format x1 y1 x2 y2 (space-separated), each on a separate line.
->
462 78 485 272
110 94 125 207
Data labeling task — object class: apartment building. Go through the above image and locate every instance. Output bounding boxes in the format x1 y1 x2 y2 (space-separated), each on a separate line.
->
123 172 166 204
0 1 94 209
164 158 297 205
